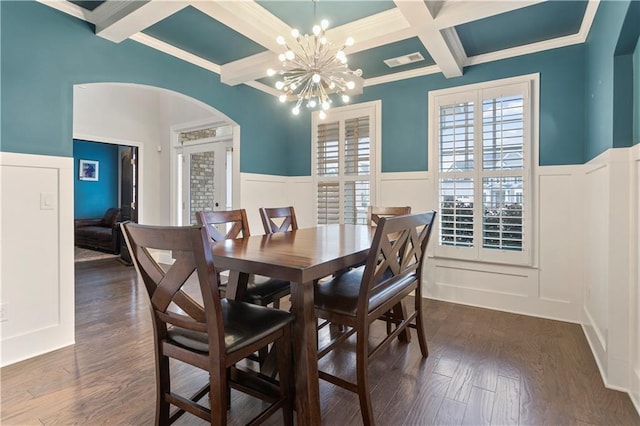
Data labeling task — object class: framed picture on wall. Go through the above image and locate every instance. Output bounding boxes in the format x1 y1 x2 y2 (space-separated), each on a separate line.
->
79 159 99 181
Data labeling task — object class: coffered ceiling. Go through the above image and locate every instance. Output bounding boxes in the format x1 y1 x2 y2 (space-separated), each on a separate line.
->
46 0 598 99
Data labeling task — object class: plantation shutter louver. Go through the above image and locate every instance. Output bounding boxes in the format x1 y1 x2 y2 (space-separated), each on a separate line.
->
314 104 377 225
481 94 525 251
438 101 475 247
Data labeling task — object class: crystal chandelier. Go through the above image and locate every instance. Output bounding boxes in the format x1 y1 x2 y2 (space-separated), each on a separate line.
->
267 18 362 120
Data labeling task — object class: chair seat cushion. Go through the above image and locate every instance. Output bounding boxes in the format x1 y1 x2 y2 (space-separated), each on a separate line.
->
168 299 293 354
219 275 290 305
314 266 417 317
245 276 290 304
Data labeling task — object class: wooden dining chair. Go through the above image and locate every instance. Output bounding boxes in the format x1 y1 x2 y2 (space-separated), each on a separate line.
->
195 210 291 309
121 223 294 425
366 206 412 335
314 211 437 425
367 205 411 226
259 206 299 234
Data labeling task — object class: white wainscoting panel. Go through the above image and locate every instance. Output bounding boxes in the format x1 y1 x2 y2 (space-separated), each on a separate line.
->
580 147 638 411
240 173 289 233
629 144 640 413
583 160 610 352
287 177 314 228
537 168 583 314
0 153 75 367
424 165 584 323
607 149 632 389
378 172 433 213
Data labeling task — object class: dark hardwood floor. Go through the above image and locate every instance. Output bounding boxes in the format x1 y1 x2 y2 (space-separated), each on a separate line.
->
1 259 638 425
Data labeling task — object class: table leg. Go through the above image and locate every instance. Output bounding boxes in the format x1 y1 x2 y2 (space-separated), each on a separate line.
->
289 281 322 425
224 270 249 301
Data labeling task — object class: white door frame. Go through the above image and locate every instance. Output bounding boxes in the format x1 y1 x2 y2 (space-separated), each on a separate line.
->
170 118 240 226
179 139 233 225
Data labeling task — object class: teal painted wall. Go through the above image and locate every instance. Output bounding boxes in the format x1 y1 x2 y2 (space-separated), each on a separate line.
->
286 112 313 176
0 1 289 175
73 140 119 219
287 44 586 175
634 37 640 144
3 1 636 177
614 54 634 148
585 0 634 160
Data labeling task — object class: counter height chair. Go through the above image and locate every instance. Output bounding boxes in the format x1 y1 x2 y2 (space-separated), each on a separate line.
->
367 205 411 226
314 211 436 425
195 210 291 309
366 206 412 335
259 207 298 234
197 209 292 369
122 223 294 425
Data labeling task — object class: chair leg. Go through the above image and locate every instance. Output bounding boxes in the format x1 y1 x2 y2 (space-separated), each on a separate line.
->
356 331 374 426
414 295 428 358
277 325 294 426
156 356 171 426
210 366 228 425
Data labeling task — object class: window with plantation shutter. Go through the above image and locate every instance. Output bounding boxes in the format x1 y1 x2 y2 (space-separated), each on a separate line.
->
313 102 379 225
430 76 536 265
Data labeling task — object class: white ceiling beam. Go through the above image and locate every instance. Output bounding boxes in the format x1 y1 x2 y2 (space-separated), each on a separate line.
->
36 0 88 21
192 1 291 52
394 0 464 78
130 33 221 74
219 8 413 86
95 0 188 43
433 0 547 29
220 51 280 86
325 8 412 54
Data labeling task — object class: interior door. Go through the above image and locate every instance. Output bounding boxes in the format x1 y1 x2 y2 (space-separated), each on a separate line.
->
180 140 232 225
120 146 138 223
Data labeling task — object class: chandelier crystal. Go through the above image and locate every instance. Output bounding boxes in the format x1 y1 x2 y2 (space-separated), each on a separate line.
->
267 19 362 120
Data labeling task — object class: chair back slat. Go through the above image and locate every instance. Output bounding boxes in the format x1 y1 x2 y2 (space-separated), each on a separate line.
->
367 206 411 226
359 211 436 311
259 206 298 234
196 210 251 242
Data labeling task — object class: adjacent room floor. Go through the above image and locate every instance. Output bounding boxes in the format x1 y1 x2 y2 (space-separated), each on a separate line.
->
1 259 638 425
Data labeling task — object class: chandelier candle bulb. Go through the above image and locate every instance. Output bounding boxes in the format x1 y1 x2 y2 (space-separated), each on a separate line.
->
269 18 362 120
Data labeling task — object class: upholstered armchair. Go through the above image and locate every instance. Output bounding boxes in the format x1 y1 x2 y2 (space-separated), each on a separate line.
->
74 207 122 253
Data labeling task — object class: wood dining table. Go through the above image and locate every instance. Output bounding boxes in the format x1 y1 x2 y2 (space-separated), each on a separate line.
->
209 224 376 425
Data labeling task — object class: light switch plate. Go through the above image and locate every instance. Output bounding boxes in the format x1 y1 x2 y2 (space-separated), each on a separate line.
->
40 192 55 210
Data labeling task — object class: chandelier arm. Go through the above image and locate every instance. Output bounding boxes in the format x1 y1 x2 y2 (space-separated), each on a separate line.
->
271 13 359 115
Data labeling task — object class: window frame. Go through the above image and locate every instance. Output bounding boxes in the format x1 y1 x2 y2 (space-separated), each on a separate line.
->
429 74 539 266
312 100 382 225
